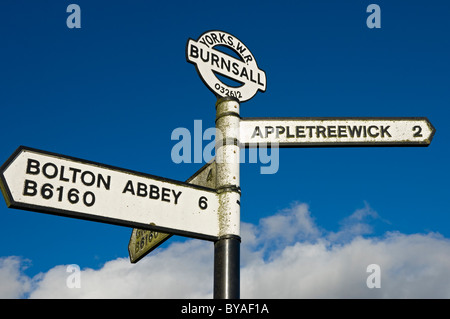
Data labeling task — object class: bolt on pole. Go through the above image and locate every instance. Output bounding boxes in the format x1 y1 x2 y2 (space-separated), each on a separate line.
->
214 96 241 299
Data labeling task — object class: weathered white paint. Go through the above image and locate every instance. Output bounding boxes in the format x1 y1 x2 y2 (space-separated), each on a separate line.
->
215 97 241 238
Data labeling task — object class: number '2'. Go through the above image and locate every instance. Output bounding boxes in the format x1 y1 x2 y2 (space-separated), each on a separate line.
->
412 126 423 137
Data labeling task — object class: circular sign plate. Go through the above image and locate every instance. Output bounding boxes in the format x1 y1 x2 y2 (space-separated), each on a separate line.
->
186 30 266 103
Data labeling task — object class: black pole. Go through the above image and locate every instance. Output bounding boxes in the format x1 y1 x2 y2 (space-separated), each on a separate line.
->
214 235 241 299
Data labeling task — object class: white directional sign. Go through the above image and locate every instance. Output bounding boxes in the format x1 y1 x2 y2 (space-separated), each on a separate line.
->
0 147 220 241
186 30 266 102
240 117 435 147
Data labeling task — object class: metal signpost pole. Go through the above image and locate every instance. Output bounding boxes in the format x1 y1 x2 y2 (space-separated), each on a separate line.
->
187 30 265 298
214 96 241 299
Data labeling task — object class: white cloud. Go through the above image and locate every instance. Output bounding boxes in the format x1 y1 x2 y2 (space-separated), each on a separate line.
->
28 240 214 299
0 256 32 298
327 201 384 242
2 202 450 298
241 231 450 298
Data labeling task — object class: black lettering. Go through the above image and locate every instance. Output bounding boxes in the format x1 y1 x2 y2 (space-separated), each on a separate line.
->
236 42 246 54
149 185 159 200
296 126 306 138
231 62 239 75
198 37 209 48
276 126 285 138
97 174 111 190
338 126 347 138
69 167 81 183
258 72 264 86
59 166 69 182
413 125 423 137
200 48 209 62
26 159 40 175
122 180 135 195
316 126 326 138
240 67 249 80
249 69 257 83
251 126 262 138
327 126 337 138
211 33 219 44
42 163 58 179
368 126 379 138
205 35 214 46
81 171 95 186
172 190 182 205
381 126 391 137
23 179 37 196
227 35 233 46
137 182 148 197
265 126 274 137
219 32 225 43
211 53 220 68
286 126 295 138
306 126 315 138
161 188 170 202
189 44 199 58
220 57 231 72
347 126 363 138
83 191 95 207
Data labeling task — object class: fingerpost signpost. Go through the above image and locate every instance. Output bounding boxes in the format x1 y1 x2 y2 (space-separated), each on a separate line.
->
0 30 435 299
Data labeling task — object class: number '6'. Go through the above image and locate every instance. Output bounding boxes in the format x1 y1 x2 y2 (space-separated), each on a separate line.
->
199 196 208 210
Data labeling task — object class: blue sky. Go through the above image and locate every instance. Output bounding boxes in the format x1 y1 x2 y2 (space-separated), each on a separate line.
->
0 1 449 298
